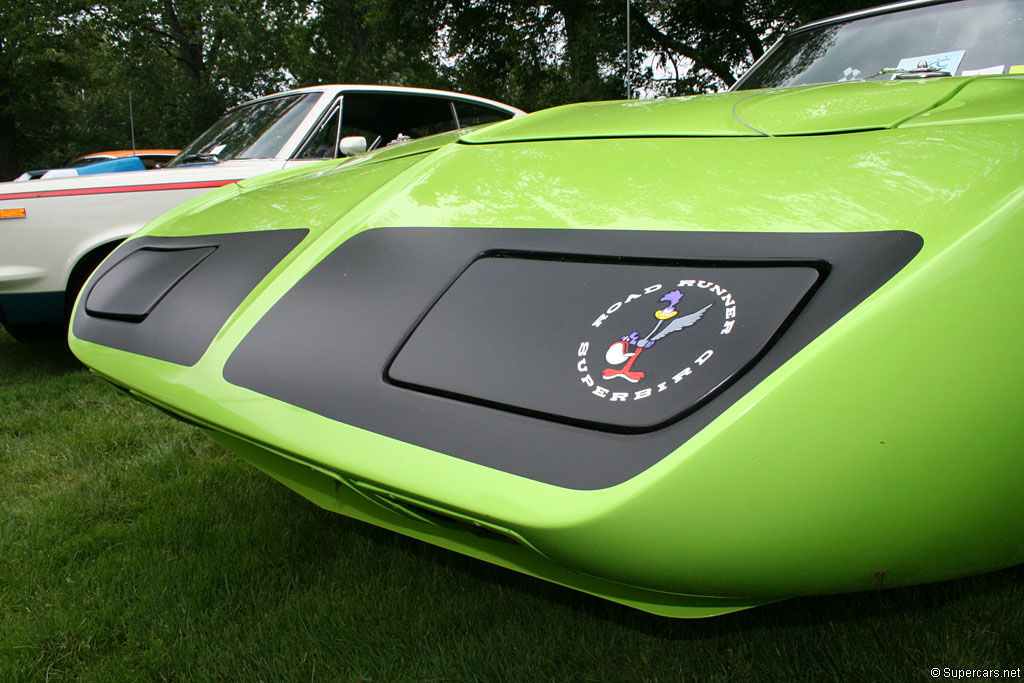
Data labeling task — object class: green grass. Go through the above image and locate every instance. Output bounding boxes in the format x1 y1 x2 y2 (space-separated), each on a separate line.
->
1 328 1021 682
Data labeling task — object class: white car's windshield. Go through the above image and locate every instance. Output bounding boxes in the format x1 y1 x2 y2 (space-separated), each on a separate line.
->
737 0 1024 90
169 92 320 166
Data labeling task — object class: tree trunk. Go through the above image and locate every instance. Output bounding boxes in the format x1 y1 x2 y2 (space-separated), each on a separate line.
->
0 71 20 181
163 0 205 81
553 0 603 102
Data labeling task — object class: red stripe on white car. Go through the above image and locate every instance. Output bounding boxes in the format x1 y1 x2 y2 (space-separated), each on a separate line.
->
0 179 240 201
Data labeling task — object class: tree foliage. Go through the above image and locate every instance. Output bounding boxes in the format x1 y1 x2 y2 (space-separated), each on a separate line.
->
0 0 102 178
2 0 878 181
291 0 447 88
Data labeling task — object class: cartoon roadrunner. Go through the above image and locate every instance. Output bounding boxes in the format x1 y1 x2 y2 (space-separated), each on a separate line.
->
603 290 712 383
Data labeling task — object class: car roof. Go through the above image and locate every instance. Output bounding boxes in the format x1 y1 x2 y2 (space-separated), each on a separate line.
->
226 84 526 117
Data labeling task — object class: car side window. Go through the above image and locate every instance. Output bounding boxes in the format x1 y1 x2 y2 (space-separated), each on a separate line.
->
295 93 514 159
455 102 513 128
338 93 468 149
296 106 341 159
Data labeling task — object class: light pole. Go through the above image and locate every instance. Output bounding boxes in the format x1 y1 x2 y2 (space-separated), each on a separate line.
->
625 0 632 99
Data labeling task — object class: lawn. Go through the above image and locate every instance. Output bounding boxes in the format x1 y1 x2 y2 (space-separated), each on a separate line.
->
1 327 1021 681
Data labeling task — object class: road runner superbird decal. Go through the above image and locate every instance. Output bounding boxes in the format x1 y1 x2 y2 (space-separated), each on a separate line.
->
603 290 713 383
577 278 738 405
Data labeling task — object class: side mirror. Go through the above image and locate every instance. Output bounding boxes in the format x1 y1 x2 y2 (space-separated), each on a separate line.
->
339 136 368 156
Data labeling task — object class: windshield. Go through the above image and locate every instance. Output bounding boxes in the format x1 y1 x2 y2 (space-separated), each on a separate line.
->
737 0 1024 90
169 92 320 166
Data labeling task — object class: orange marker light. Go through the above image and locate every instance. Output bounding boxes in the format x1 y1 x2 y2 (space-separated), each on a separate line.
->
0 208 27 219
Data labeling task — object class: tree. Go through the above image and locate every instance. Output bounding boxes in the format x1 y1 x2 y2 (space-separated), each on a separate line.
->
93 0 313 141
623 0 879 95
436 1 563 110
0 0 99 179
432 0 880 110
288 0 447 88
1 0 309 180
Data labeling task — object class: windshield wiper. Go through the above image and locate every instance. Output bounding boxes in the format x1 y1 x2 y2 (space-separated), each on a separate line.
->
891 66 951 79
863 62 951 81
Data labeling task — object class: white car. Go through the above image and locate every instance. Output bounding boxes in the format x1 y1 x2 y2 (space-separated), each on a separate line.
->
0 85 524 340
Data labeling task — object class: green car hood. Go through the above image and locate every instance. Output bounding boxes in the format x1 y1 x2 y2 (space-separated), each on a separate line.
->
464 76 1016 141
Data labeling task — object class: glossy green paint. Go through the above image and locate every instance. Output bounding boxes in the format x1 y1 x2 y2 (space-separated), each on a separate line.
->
462 77 994 141
70 75 1024 617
